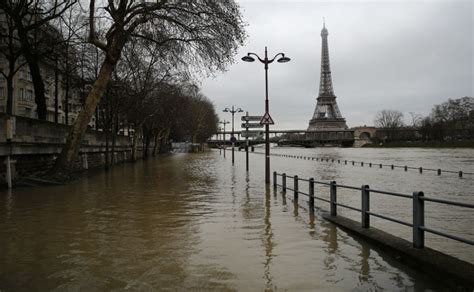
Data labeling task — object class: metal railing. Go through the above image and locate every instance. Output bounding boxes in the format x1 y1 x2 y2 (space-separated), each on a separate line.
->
273 171 474 248
250 151 472 178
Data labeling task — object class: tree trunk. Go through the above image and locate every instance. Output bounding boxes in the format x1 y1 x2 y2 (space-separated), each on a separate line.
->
15 24 47 120
6 74 14 115
51 59 116 174
131 127 138 161
111 113 118 165
54 60 59 123
104 86 110 169
28 57 47 120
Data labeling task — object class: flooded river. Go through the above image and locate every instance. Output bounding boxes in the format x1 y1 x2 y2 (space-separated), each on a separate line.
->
0 147 473 291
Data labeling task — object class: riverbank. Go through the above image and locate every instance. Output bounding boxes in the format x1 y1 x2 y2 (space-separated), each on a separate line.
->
363 140 474 148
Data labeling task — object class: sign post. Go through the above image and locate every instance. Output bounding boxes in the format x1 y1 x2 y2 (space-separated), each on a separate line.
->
260 111 275 184
241 114 263 172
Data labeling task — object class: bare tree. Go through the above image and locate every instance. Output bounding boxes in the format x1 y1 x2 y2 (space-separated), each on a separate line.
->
0 11 27 115
374 110 404 129
374 109 404 141
408 112 422 128
51 0 246 174
0 0 78 120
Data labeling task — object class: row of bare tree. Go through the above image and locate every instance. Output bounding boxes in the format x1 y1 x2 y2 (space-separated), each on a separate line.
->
1 0 246 176
374 96 473 141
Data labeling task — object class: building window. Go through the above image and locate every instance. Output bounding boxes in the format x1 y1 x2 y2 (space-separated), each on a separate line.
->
26 90 33 101
18 88 24 100
25 107 31 118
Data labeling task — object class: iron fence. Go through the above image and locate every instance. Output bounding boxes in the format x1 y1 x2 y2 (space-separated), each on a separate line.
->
273 172 474 248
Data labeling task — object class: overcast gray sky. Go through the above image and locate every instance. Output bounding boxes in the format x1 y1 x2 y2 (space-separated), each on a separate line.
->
201 0 473 130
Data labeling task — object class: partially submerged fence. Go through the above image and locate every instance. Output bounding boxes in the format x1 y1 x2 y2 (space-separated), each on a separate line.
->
273 171 474 248
250 150 472 178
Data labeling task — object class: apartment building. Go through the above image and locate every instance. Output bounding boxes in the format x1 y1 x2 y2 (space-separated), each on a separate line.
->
0 12 96 128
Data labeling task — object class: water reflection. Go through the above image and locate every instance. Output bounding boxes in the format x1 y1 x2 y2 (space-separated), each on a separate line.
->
263 186 274 290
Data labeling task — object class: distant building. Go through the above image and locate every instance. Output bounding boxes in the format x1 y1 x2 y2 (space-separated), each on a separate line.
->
0 12 95 128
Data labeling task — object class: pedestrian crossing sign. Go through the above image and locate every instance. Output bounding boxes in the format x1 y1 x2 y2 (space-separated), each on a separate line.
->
260 112 275 125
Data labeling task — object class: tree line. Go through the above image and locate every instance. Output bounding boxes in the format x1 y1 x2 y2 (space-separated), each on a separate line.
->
0 0 246 175
374 96 473 142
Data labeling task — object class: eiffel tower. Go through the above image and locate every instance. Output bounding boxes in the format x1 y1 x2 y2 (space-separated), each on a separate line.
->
307 22 348 131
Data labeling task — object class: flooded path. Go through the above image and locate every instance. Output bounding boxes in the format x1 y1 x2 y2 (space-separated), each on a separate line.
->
0 149 472 291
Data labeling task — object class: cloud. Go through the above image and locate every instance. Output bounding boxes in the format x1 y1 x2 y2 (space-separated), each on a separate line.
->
201 0 473 130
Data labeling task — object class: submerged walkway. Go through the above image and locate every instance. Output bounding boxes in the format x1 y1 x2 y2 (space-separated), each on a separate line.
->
0 151 472 290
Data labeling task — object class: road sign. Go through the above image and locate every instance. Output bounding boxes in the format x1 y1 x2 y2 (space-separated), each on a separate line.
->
230 136 237 143
241 123 264 128
241 131 263 138
260 112 275 125
241 116 262 122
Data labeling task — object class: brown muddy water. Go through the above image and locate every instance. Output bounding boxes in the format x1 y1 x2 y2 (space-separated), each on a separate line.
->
0 147 473 291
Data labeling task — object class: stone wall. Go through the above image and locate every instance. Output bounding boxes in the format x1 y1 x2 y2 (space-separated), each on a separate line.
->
0 113 142 185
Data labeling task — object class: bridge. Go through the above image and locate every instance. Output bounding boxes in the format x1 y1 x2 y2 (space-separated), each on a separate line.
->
208 129 355 148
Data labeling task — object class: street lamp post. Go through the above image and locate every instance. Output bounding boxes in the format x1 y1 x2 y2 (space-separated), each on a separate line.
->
219 120 229 158
223 106 244 165
242 47 290 184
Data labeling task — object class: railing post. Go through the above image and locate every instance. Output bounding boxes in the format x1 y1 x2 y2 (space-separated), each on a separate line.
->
330 181 337 216
459 171 463 178
413 191 425 248
294 175 299 201
404 165 407 171
419 167 423 173
361 185 370 228
282 173 287 192
391 164 394 170
379 164 382 168
437 169 441 175
345 160 347 165
309 178 315 210
273 171 277 188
